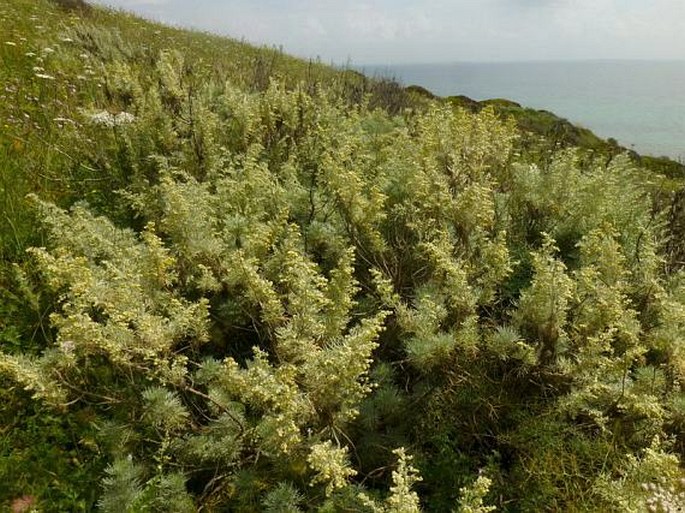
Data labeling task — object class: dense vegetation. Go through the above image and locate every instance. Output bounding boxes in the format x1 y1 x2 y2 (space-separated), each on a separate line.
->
1 0 684 511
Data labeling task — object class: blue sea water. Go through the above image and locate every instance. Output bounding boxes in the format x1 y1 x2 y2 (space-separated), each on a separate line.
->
360 61 685 161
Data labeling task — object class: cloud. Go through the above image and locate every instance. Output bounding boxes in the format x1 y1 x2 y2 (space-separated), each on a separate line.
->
88 0 685 63
342 3 432 40
304 16 327 37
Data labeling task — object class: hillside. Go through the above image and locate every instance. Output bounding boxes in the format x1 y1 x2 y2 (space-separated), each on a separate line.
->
1 1 684 511
444 94 685 180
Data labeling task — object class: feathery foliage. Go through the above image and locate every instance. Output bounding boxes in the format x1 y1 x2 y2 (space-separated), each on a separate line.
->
1 0 684 511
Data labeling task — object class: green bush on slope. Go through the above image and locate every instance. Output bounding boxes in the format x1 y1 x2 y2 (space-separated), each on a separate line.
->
1 1 684 511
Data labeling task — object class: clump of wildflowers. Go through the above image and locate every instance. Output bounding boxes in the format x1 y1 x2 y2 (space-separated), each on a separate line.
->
87 110 135 127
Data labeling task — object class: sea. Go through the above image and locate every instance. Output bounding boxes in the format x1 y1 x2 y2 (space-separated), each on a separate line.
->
358 61 685 161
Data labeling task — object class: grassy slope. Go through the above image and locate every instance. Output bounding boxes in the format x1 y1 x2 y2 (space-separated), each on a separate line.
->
0 0 311 256
0 0 427 260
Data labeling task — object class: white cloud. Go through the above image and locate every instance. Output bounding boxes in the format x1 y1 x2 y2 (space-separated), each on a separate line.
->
342 3 433 41
88 0 685 63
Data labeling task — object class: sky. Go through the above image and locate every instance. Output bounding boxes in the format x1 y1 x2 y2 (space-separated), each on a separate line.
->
90 0 685 65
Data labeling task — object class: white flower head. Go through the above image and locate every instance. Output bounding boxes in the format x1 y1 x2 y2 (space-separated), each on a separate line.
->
88 110 135 127
89 111 115 127
115 112 135 125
